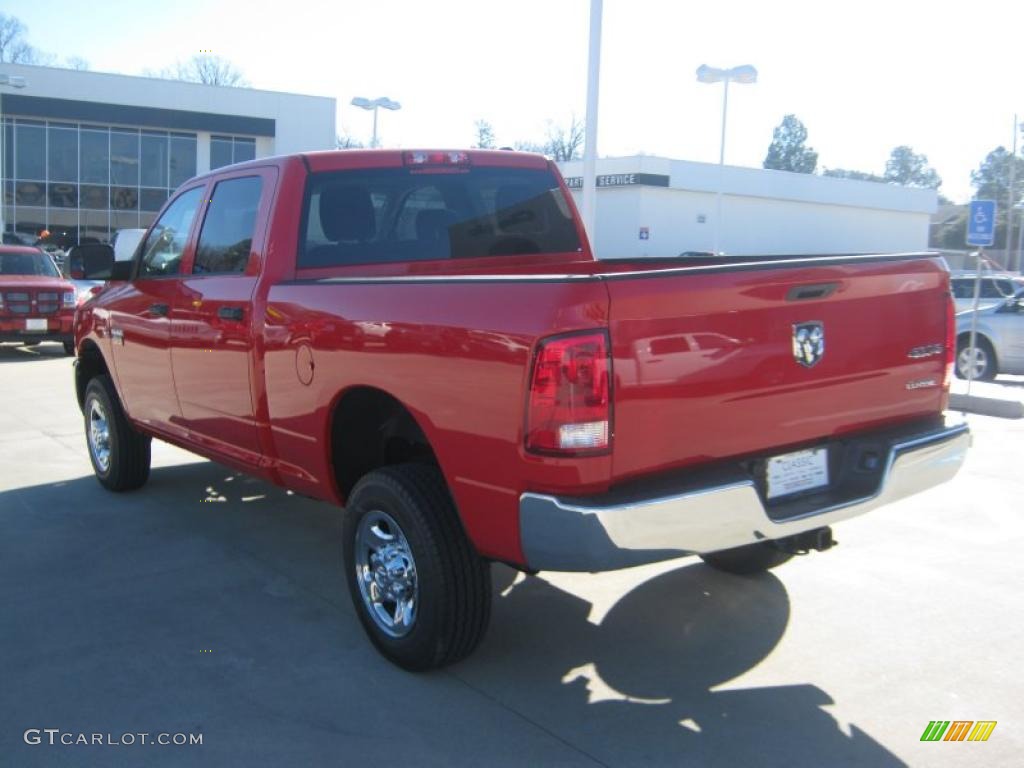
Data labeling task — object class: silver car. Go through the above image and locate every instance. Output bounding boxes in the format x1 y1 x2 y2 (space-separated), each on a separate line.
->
950 273 1024 312
956 296 1024 380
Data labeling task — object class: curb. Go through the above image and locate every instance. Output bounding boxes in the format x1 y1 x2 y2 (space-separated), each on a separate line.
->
950 393 1024 419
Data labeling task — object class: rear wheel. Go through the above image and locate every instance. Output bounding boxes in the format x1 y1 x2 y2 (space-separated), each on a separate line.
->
955 337 996 381
700 542 793 575
342 464 491 671
83 375 151 491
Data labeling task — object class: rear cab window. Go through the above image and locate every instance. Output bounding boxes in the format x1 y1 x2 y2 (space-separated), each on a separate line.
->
299 165 581 268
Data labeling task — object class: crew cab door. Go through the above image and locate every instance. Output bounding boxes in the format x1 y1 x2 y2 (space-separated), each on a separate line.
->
170 169 274 463
107 185 205 432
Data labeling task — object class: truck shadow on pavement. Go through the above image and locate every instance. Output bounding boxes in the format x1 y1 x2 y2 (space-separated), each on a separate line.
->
0 343 70 363
0 461 902 767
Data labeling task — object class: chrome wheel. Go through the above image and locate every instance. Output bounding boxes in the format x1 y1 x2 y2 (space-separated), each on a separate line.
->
957 345 989 379
87 398 111 472
354 510 418 638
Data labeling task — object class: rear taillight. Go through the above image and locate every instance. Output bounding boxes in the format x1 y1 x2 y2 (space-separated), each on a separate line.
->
944 292 955 388
526 331 611 455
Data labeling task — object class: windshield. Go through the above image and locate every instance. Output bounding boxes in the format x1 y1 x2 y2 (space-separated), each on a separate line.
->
0 251 61 277
300 166 582 268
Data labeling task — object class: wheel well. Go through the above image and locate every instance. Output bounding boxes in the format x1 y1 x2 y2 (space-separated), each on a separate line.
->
330 387 437 500
75 340 110 411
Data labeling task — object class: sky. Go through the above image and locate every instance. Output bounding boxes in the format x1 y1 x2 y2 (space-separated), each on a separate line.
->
7 0 1024 203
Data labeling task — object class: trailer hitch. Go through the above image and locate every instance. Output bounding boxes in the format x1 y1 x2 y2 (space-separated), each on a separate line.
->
772 526 836 555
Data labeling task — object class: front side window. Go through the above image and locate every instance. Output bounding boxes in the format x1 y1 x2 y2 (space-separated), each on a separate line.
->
137 187 203 278
299 166 581 268
193 176 262 274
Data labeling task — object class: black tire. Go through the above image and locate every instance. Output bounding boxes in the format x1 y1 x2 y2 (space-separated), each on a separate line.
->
63 340 75 356
342 464 491 671
955 337 997 381
700 542 793 575
83 374 151 491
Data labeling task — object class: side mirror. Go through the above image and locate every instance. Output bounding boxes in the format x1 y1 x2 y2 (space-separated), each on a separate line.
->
67 244 121 280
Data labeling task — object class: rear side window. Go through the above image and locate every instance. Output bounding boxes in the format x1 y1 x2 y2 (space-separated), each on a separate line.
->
299 166 581 267
193 176 262 274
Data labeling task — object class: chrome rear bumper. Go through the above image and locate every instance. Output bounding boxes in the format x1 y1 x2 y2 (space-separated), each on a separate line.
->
519 423 970 572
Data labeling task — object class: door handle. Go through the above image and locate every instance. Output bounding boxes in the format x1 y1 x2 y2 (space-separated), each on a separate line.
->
218 306 245 322
148 303 170 316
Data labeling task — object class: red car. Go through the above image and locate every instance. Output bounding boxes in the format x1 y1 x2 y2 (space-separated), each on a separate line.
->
0 246 77 355
73 149 968 670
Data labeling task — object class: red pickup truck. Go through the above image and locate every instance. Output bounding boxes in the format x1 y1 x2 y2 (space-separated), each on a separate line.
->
1 246 77 354
71 149 969 670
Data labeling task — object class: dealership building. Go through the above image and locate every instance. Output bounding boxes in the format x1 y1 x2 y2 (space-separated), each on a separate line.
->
558 155 938 259
1 63 335 247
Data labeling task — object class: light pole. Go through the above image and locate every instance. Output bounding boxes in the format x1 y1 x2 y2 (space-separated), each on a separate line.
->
351 97 401 148
696 64 757 256
0 73 28 241
1015 201 1024 275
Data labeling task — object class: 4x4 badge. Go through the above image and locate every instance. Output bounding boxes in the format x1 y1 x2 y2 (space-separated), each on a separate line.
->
793 321 824 368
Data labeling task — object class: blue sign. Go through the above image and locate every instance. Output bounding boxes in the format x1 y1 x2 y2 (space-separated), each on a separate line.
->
967 200 996 247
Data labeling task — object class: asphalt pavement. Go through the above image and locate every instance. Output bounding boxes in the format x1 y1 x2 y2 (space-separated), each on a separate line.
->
1 340 1021 767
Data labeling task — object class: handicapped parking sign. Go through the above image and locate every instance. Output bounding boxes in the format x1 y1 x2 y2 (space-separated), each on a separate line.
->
967 200 996 247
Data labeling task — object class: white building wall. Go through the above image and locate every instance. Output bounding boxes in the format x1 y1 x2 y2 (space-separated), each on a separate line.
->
2 63 335 156
560 156 937 259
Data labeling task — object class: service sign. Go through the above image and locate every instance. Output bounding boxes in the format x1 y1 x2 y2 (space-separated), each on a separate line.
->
563 173 670 190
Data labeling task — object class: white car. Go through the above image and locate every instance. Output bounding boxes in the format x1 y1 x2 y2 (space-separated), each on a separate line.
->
955 296 1024 380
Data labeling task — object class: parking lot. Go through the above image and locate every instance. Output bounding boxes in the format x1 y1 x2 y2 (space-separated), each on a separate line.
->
1 341 1021 767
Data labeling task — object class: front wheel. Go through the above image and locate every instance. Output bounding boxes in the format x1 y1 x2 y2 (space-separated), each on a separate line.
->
342 464 491 671
955 338 997 381
700 542 793 575
83 375 151 491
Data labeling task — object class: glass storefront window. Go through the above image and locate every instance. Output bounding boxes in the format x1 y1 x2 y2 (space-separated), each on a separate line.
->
15 207 45 241
140 188 169 212
111 130 139 186
111 186 139 211
15 181 46 206
141 132 168 188
48 182 78 208
170 135 197 187
48 127 78 182
4 117 198 247
210 137 233 170
80 185 109 210
234 138 256 163
112 210 140 232
81 207 109 244
81 129 109 184
15 123 45 180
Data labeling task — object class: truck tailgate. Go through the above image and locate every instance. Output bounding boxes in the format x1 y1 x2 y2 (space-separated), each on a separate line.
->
605 255 951 484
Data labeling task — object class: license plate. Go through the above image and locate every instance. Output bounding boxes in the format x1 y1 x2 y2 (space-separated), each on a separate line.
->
25 318 48 332
766 448 829 499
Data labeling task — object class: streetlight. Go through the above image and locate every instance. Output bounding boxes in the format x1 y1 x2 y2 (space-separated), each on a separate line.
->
350 96 401 148
696 64 757 256
0 73 28 242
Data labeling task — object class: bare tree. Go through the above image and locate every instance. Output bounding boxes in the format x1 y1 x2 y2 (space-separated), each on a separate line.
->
171 54 248 87
0 13 51 64
544 115 585 162
63 56 90 71
336 130 364 149
473 119 496 149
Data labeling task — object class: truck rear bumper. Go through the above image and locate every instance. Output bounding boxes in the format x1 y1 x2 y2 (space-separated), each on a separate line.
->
519 421 970 572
